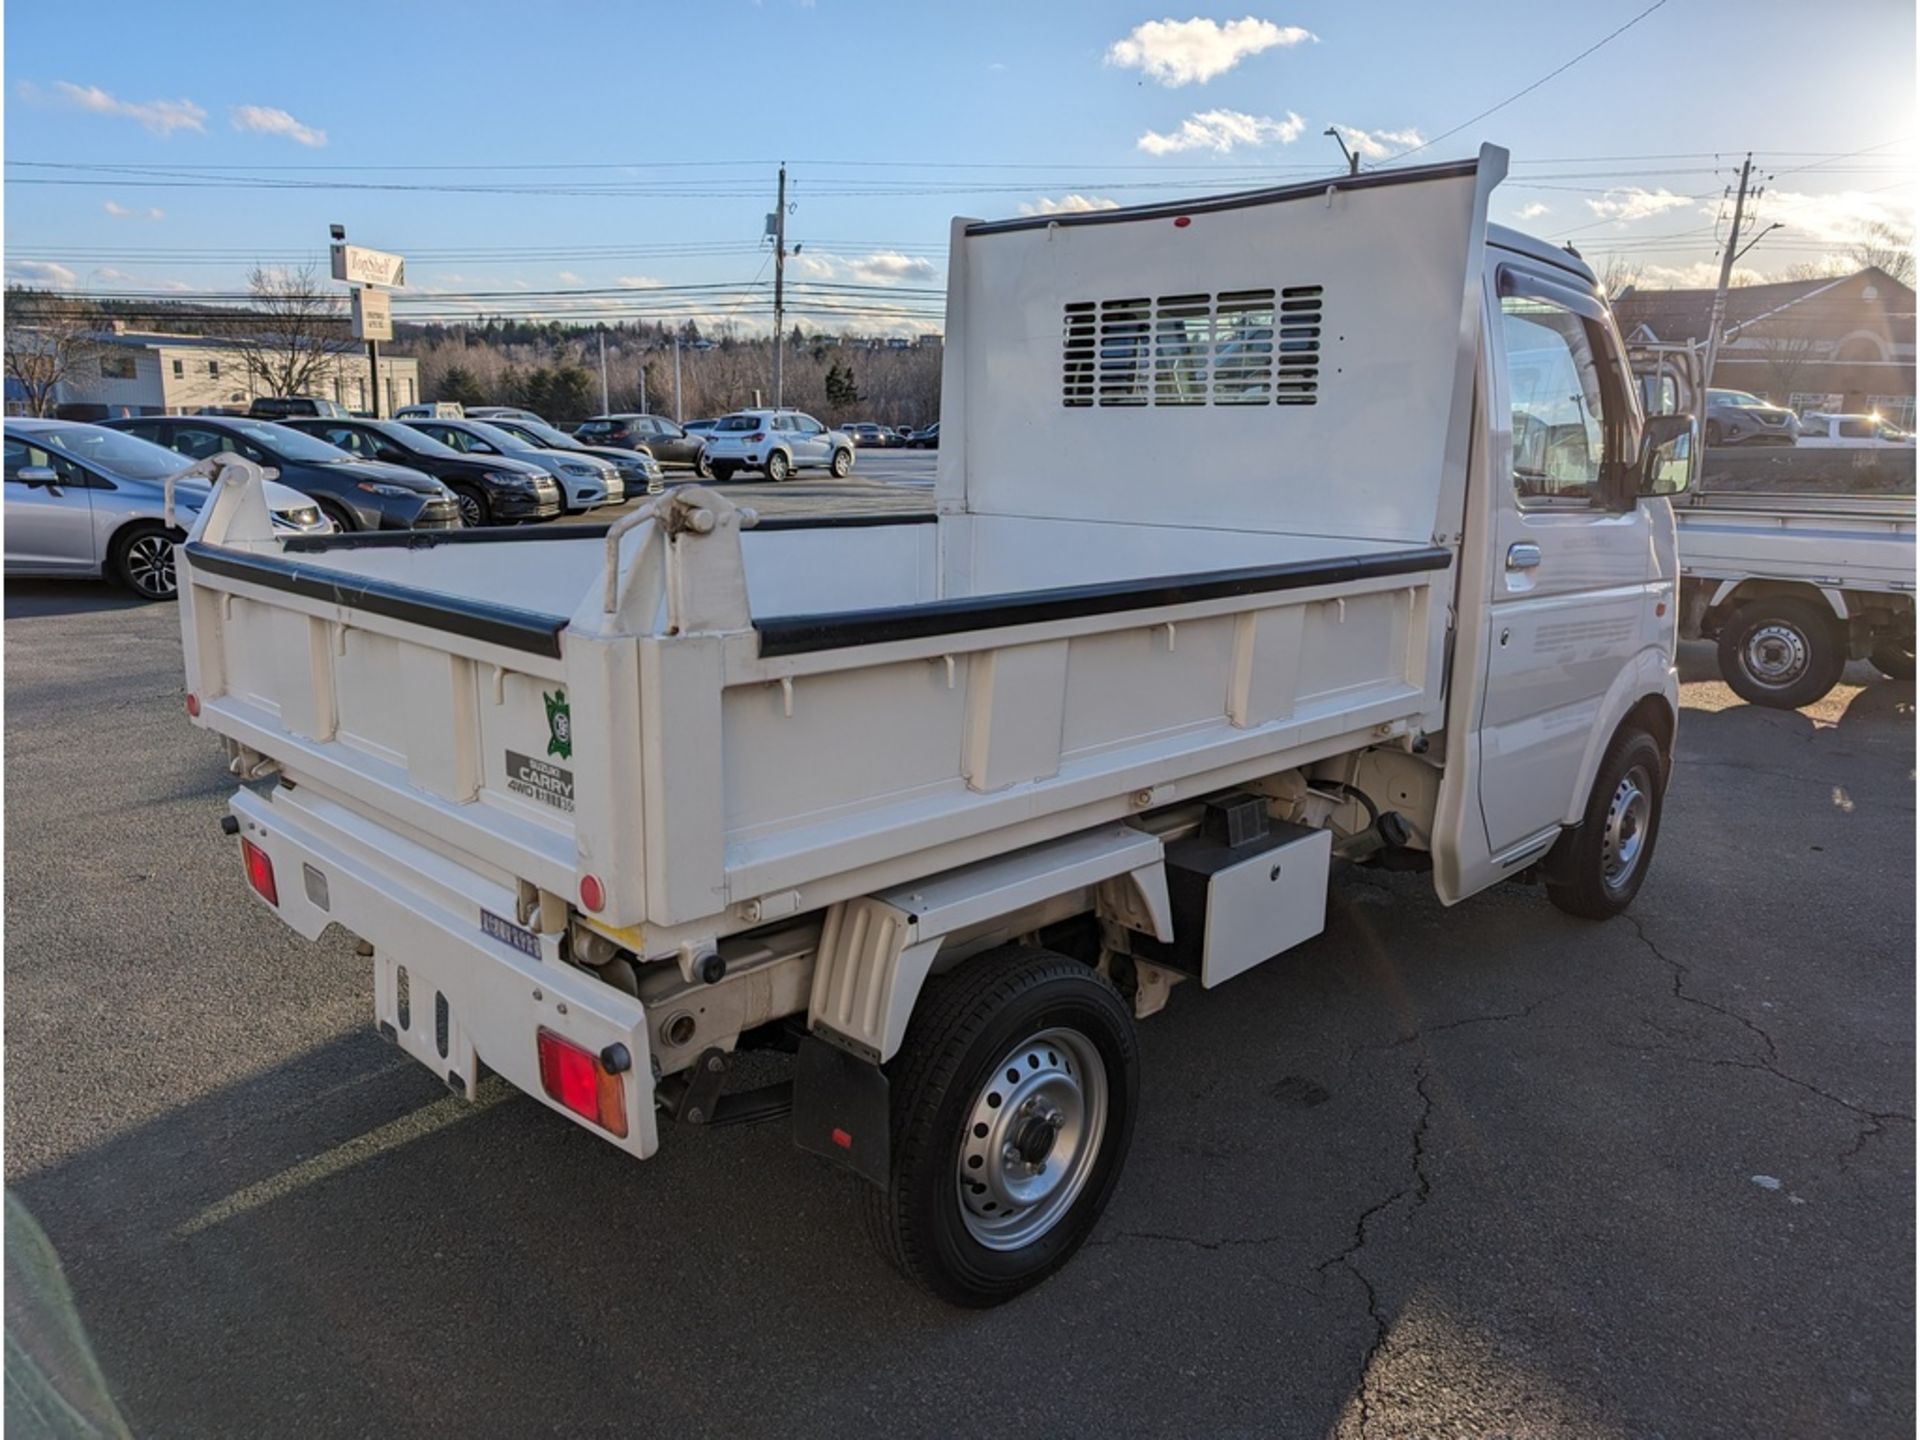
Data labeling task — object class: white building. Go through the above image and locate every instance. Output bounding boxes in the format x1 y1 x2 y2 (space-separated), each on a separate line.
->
27 326 420 417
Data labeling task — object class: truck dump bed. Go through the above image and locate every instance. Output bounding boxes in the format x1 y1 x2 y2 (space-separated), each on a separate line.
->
179 150 1505 958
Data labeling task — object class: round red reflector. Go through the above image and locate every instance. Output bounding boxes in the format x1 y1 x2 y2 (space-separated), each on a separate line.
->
185 693 201 718
1173 216 1192 228
580 873 606 912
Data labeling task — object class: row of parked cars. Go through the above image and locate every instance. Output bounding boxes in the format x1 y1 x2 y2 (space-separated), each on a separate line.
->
3 394 942 602
1704 389 1914 448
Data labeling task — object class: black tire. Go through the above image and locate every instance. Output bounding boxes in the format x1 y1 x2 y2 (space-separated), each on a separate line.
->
830 447 854 478
109 521 181 602
765 450 792 483
1870 640 1915 680
448 485 490 528
710 461 739 483
694 450 713 480
1545 728 1666 920
863 945 1138 1308
1704 420 1724 447
314 498 359 533
1717 596 1845 708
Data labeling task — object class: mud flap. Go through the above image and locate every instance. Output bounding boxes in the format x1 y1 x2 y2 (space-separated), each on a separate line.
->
792 1035 891 1187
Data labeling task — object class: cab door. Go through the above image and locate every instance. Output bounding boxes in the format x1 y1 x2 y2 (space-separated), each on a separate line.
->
1477 266 1653 860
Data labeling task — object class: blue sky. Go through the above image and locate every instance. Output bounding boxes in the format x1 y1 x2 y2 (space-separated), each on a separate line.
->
4 0 1913 332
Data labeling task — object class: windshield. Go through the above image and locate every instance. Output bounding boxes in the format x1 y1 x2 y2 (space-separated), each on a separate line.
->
460 420 533 451
233 420 353 462
715 414 764 432
1709 389 1766 407
500 419 583 449
28 424 189 480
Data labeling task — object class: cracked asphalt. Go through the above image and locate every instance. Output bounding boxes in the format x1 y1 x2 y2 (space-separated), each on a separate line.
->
6 533 1913 1438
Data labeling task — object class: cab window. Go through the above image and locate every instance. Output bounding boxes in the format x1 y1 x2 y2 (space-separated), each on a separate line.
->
1501 296 1607 505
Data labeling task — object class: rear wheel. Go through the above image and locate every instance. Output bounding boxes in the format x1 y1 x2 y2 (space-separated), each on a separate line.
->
694 450 713 480
448 485 489 528
765 450 791 483
1870 639 1915 680
1717 596 1845 708
863 945 1138 1307
1545 728 1665 920
109 522 180 601
830 447 854 478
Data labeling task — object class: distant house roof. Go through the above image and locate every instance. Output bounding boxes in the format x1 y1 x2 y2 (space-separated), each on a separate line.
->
1613 267 1915 345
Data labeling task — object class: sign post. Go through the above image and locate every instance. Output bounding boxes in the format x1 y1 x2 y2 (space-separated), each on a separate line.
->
330 235 405 417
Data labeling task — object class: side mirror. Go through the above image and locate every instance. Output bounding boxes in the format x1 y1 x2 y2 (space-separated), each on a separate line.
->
1638 413 1694 496
15 465 59 486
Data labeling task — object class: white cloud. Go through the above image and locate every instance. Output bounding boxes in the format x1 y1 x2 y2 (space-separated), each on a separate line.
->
1019 194 1122 216
1633 260 1768 289
1515 202 1551 220
230 104 327 147
789 253 838 279
1330 123 1424 161
557 271 584 284
102 200 165 221
1584 187 1692 225
1106 17 1313 87
1742 188 1915 247
51 82 205 136
1137 108 1305 155
615 275 665 289
846 252 938 285
6 259 79 289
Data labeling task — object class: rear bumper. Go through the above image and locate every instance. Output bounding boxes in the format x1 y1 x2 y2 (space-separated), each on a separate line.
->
229 783 659 1158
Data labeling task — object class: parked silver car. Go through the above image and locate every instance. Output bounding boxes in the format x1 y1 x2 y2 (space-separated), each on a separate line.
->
4 419 330 600
402 417 623 512
484 417 664 496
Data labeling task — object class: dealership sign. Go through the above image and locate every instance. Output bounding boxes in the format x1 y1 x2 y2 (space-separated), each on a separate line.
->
330 244 406 288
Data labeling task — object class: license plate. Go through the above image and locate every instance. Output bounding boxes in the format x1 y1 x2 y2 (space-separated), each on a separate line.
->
480 908 541 959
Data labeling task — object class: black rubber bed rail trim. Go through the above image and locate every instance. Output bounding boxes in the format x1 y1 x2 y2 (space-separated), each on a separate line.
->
965 157 1481 236
754 545 1452 657
183 542 569 658
280 510 936 553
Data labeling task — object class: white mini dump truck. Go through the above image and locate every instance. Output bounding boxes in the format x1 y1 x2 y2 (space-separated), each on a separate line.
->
177 146 1695 1305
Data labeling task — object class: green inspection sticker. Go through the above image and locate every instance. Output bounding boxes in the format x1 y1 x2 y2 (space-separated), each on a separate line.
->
544 689 572 760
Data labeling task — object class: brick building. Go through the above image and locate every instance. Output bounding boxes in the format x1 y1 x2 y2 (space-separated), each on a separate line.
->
1613 267 1915 429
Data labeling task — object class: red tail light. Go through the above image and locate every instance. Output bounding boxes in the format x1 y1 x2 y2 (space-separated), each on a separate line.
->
536 1028 629 1137
747 432 765 443
241 837 278 905
184 692 201 718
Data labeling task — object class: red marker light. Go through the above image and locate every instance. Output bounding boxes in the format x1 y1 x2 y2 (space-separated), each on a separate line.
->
831 1127 854 1150
1173 216 1192 228
241 838 278 906
184 692 201 718
536 1028 629 1138
579 873 606 912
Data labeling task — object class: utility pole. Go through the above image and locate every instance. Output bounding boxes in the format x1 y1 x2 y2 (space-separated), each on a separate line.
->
598 331 609 413
772 164 788 406
1701 153 1754 391
673 335 683 423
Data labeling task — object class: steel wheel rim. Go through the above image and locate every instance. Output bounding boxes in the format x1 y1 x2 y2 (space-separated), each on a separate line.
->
1602 764 1653 888
126 534 177 597
956 1026 1107 1251
1742 622 1809 687
455 493 483 527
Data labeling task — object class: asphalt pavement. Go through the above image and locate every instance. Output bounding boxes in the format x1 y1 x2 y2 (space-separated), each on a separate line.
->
4 477 1913 1438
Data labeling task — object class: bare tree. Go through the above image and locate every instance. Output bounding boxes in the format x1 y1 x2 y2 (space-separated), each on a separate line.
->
1597 254 1641 299
223 265 356 398
1742 314 1828 402
3 289 103 416
1850 220 1915 287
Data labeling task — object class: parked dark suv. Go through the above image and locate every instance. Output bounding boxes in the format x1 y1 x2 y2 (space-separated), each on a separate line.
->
281 416 561 527
574 414 711 474
105 415 462 532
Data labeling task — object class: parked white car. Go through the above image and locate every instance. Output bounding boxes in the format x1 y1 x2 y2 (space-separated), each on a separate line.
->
1793 413 1916 448
703 409 855 482
403 417 623 513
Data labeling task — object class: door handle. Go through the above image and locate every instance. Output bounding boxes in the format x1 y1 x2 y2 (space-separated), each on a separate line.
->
1506 542 1542 571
